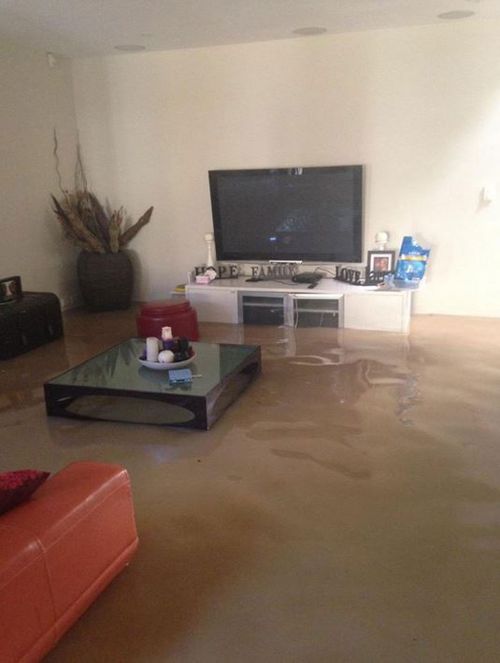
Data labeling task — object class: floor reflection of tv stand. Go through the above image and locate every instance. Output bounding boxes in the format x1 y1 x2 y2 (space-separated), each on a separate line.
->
185 278 412 333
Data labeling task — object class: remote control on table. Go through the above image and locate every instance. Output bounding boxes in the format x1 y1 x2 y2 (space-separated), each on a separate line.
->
168 368 192 384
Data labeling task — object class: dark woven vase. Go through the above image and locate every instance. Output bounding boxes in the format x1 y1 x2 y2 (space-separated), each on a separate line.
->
77 251 133 311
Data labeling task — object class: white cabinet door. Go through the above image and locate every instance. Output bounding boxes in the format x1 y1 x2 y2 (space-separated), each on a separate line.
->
186 287 239 324
344 292 410 333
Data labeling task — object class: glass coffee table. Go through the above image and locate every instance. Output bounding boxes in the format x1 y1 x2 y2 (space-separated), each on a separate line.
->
44 339 261 429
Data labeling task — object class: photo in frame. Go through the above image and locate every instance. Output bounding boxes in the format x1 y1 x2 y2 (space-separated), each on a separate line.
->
367 250 395 274
0 276 22 304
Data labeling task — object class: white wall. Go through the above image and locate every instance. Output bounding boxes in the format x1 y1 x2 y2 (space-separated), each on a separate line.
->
1 43 80 308
72 21 500 316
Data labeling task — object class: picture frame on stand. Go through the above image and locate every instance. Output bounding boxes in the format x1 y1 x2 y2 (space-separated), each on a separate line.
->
0 276 22 304
367 250 395 274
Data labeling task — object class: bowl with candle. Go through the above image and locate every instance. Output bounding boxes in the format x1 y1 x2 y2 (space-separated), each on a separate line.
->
138 327 196 370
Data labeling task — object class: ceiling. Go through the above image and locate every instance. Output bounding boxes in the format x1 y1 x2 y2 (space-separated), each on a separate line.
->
0 0 498 58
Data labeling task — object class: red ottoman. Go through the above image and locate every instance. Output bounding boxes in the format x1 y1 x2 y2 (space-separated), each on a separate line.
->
136 299 199 341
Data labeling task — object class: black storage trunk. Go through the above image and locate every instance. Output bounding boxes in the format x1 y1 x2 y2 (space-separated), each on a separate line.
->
0 292 63 359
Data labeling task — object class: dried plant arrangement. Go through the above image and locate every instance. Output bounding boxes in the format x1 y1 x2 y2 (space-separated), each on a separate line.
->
51 137 153 253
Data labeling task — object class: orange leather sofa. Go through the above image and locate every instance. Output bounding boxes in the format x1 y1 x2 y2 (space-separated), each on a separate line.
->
0 462 139 663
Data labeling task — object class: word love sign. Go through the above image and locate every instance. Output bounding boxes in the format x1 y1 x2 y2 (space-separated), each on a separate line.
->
334 266 363 285
334 265 389 286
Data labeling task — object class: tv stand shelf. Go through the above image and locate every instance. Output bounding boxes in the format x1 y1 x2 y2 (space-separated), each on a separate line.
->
186 278 412 333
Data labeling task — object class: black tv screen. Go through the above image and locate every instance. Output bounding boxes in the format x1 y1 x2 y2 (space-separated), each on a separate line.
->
209 166 363 263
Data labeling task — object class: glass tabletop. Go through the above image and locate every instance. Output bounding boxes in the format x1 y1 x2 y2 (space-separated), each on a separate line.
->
47 339 259 397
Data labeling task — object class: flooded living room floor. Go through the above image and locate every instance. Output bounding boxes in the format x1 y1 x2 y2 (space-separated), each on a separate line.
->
1 308 500 662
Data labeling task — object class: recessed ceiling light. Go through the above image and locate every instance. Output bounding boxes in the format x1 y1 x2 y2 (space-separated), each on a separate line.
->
114 44 146 52
292 27 327 36
437 10 475 19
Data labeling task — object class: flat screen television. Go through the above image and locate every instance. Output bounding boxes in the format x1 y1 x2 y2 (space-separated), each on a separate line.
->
209 165 363 263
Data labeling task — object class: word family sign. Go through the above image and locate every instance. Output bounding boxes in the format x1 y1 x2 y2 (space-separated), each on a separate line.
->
249 263 299 280
193 262 300 281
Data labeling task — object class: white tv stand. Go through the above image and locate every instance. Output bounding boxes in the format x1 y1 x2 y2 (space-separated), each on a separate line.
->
185 278 412 333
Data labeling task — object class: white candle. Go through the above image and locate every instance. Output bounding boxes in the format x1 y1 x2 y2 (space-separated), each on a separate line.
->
146 337 160 362
161 326 173 341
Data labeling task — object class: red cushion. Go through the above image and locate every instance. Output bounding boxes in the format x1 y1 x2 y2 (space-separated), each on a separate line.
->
139 299 191 315
0 470 50 515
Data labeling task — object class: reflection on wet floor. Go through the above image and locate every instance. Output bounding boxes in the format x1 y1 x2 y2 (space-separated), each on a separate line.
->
271 448 372 479
233 324 421 425
2 308 500 662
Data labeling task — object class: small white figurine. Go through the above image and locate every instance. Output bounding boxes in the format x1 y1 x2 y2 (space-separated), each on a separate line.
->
375 231 389 250
204 232 215 268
